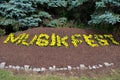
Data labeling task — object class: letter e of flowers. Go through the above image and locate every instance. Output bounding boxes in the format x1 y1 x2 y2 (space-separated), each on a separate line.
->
83 34 99 47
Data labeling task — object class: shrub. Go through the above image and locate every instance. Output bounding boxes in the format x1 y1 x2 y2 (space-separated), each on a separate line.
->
0 29 6 36
47 17 67 27
0 0 120 36
0 17 19 34
89 0 120 25
19 17 41 28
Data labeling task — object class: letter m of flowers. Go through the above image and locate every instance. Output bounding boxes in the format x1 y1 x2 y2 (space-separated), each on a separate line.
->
3 33 26 44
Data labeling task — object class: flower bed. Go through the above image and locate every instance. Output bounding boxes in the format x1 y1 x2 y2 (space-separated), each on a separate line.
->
3 33 119 47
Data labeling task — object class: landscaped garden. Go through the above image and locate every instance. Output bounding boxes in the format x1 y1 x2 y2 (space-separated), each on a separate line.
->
0 0 120 80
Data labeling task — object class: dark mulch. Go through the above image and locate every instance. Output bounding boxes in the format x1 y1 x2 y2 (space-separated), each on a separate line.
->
0 27 120 71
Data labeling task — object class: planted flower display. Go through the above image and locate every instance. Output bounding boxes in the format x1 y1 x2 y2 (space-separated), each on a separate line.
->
3 33 119 47
0 0 120 78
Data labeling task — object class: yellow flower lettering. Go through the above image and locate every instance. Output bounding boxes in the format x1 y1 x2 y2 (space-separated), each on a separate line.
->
94 34 109 46
36 34 49 47
57 35 69 48
104 34 119 45
15 33 26 45
21 34 30 46
71 34 83 47
49 33 56 46
3 33 26 45
29 35 38 45
83 34 99 47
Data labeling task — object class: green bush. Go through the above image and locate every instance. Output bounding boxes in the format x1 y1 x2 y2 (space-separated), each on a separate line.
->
46 17 67 27
89 0 120 25
0 29 6 36
0 17 19 34
0 0 119 36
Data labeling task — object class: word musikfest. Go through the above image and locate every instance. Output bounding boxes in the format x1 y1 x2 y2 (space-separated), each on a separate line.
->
3 33 119 47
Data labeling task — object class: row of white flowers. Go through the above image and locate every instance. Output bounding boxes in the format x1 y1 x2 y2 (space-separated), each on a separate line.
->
0 62 114 73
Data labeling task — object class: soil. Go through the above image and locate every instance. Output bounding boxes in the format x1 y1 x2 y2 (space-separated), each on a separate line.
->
0 27 120 72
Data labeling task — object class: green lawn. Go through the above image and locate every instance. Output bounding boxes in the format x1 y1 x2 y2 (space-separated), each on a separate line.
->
0 69 120 80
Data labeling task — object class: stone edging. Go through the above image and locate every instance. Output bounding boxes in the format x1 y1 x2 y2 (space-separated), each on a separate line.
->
0 62 114 73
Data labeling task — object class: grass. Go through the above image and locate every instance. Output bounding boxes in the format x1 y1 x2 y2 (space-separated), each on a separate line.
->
0 69 120 80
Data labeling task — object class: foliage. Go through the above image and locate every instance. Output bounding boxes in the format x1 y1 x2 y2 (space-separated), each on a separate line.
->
89 0 120 25
38 11 52 19
19 17 41 28
67 0 88 10
0 0 120 36
37 0 67 7
89 11 120 25
88 0 120 36
0 29 6 36
113 25 120 41
0 1 35 19
36 0 88 8
0 0 10 3
0 17 19 34
0 0 89 33
47 17 67 27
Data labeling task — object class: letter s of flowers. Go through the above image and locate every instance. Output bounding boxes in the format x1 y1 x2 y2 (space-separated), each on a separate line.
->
94 34 109 46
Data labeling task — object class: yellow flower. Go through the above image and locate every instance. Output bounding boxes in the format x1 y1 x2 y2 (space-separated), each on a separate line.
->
29 35 38 45
49 33 56 47
71 34 83 47
36 34 49 47
3 33 23 44
61 36 69 48
56 35 61 47
21 34 29 46
56 35 69 48
83 34 99 47
94 34 109 46
104 34 119 45
15 33 26 45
